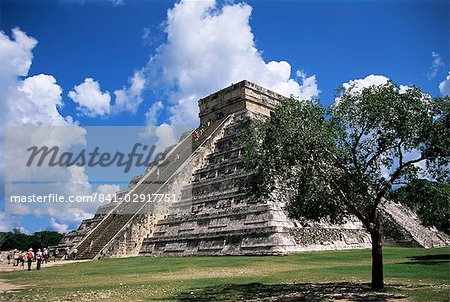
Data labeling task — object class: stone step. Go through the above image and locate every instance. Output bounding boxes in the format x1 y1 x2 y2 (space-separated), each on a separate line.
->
381 201 450 248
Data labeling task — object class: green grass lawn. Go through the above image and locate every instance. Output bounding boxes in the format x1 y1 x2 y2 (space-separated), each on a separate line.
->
0 247 449 301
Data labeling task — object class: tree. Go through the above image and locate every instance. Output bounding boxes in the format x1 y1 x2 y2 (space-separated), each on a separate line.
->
1 229 32 251
1 230 64 251
30 231 65 249
390 179 450 234
242 82 449 291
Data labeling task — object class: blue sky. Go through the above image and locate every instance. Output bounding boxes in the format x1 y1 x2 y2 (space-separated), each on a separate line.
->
1 0 449 233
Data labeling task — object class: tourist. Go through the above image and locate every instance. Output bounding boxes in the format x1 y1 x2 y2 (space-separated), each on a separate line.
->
7 250 11 265
27 248 34 271
54 248 59 262
72 248 78 260
13 249 19 266
36 249 43 270
18 251 24 270
194 131 200 141
65 247 70 260
43 248 49 264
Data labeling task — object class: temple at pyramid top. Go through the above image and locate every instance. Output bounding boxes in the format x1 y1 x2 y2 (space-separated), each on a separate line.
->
198 80 285 124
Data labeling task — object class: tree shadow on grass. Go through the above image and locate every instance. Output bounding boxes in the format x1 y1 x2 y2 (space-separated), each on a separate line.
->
399 254 450 265
175 282 407 301
408 254 449 261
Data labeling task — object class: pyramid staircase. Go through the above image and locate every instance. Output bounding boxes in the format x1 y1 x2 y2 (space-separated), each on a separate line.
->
72 116 233 259
381 201 450 248
73 127 195 259
139 111 284 256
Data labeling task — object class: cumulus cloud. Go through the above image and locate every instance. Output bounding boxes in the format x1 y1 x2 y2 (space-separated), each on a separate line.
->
0 28 121 232
0 28 73 127
112 70 145 114
68 78 111 117
50 217 69 234
154 123 177 151
3 74 70 126
68 71 145 117
426 51 444 80
333 74 389 107
145 101 164 126
438 72 450 96
0 28 37 81
0 212 24 232
146 0 319 127
296 70 320 100
46 182 119 232
334 74 417 108
341 74 390 92
0 29 79 222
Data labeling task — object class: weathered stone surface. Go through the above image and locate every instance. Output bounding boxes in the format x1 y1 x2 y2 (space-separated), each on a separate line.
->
58 80 450 259
381 201 450 248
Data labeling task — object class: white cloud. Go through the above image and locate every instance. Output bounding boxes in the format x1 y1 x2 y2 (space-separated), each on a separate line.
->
0 29 81 223
438 72 450 96
334 74 416 108
0 28 37 81
111 0 123 6
146 0 319 127
145 101 164 126
0 28 122 232
68 71 146 117
341 74 390 92
0 28 37 125
296 70 320 100
154 123 177 149
62 0 124 6
2 72 72 143
112 70 145 114
333 74 391 107
68 78 111 117
0 212 24 232
50 217 69 234
427 51 444 80
13 74 67 125
96 184 121 196
142 27 151 42
398 85 411 94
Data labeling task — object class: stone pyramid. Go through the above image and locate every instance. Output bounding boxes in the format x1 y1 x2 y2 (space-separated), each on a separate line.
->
56 80 450 259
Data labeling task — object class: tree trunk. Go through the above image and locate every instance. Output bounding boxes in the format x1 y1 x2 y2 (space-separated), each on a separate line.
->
370 228 384 291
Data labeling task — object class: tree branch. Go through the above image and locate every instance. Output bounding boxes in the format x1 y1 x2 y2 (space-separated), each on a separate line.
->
397 140 404 168
363 141 397 174
350 122 375 174
373 153 427 212
329 181 372 231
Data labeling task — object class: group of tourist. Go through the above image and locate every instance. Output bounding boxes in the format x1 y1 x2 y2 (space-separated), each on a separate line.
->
194 120 212 141
7 247 50 271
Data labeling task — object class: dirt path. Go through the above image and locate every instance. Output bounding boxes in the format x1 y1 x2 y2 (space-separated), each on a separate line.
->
0 280 25 293
0 259 90 272
0 260 90 293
